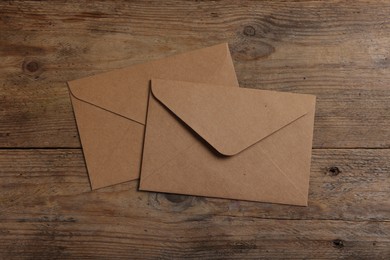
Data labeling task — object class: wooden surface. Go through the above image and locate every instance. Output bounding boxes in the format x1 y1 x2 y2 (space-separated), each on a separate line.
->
0 0 389 258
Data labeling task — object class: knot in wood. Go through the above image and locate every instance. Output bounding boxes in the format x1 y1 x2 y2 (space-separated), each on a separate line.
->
332 239 344 248
26 61 39 73
23 59 42 75
243 25 256 36
327 166 341 176
164 194 189 203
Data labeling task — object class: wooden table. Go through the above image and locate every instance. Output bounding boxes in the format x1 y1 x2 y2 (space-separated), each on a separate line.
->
1 1 389 258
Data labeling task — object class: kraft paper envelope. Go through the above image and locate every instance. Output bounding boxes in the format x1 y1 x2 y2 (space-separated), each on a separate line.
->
139 79 316 206
67 43 239 189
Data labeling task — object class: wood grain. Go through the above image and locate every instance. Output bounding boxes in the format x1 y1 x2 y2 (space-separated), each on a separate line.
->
0 0 389 148
0 220 389 259
1 0 389 258
0 149 389 258
1 149 389 222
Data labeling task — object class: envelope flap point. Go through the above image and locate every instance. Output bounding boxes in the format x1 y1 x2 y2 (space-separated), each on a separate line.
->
151 79 316 156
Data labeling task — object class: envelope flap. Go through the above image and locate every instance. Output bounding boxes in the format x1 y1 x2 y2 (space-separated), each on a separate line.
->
67 43 238 125
151 79 316 156
68 66 150 124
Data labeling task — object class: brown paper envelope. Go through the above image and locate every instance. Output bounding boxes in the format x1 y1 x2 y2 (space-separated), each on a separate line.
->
67 43 239 190
139 79 316 206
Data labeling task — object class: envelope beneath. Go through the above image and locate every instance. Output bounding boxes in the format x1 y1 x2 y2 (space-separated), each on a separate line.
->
67 43 238 189
139 79 316 206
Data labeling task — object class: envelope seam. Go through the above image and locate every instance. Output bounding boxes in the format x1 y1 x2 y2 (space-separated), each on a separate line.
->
140 142 197 186
68 90 145 126
258 147 308 202
239 113 309 155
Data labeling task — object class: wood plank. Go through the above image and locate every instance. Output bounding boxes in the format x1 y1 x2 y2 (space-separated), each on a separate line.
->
1 0 389 148
0 220 388 259
1 149 389 222
1 0 389 258
0 149 389 258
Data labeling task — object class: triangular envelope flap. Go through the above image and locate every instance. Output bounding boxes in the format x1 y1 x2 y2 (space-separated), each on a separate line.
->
68 43 236 125
68 66 150 124
151 79 316 156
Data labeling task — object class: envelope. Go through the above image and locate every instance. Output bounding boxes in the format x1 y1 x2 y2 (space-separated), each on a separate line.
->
67 43 239 189
139 79 316 206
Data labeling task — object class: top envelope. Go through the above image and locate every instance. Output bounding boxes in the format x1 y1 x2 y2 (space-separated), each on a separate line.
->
140 79 316 206
68 43 239 189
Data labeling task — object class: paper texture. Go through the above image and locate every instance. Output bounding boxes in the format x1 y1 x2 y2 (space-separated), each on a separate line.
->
139 79 316 206
68 43 239 189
